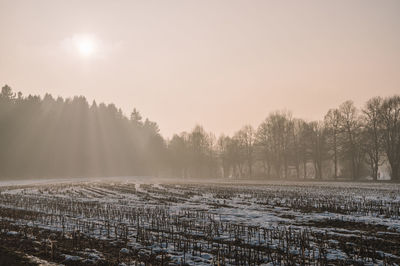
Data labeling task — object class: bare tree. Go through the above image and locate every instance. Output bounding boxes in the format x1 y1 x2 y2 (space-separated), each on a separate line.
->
217 135 231 178
229 137 244 178
362 97 384 181
324 108 341 179
281 114 294 179
234 125 255 178
338 101 363 180
168 133 189 178
255 122 273 178
256 111 293 178
188 125 210 178
291 119 309 179
308 121 327 180
206 132 218 178
378 96 400 182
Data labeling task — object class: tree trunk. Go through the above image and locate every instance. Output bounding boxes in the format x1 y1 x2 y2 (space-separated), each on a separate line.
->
333 133 338 179
390 161 400 182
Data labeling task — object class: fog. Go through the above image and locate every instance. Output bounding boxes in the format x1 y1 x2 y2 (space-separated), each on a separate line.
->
1 85 399 181
1 0 400 137
1 2 400 264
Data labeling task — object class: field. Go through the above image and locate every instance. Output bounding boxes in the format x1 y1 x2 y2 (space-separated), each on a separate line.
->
0 178 399 265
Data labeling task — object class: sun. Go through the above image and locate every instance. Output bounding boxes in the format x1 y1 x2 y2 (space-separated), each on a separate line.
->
75 35 97 57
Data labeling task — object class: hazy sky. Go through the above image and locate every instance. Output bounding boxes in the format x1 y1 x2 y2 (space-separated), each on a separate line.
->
1 0 399 137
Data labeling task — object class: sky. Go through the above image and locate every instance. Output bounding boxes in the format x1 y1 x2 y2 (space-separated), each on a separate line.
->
0 0 399 138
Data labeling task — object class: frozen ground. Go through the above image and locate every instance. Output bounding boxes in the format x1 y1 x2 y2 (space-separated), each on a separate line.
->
0 177 399 265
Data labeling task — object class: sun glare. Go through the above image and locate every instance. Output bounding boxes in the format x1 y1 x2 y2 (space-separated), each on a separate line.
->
75 36 96 57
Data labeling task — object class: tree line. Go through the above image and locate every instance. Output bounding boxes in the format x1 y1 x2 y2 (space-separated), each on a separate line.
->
0 85 165 178
1 85 399 181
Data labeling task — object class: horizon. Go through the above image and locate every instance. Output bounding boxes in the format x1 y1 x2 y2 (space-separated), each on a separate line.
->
1 0 399 137
1 2 400 264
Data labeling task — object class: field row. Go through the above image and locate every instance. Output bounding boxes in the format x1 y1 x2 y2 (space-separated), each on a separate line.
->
0 179 399 265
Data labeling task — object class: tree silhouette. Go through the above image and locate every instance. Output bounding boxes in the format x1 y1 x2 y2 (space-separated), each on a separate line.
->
1 84 400 182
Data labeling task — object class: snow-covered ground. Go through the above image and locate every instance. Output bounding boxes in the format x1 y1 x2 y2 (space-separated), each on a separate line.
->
0 177 399 265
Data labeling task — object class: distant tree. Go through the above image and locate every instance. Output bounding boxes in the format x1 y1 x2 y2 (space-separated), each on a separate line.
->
338 101 363 180
255 122 273 178
168 134 189 178
0 84 14 100
217 135 231 178
308 121 327 179
187 125 211 178
234 125 255 178
206 132 218 178
229 137 244 178
256 111 292 178
378 96 400 181
260 114 283 178
361 97 384 181
144 118 160 135
324 108 341 179
130 108 143 127
290 119 309 179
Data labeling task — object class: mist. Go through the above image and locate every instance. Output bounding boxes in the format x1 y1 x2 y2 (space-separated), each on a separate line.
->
1 1 400 265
